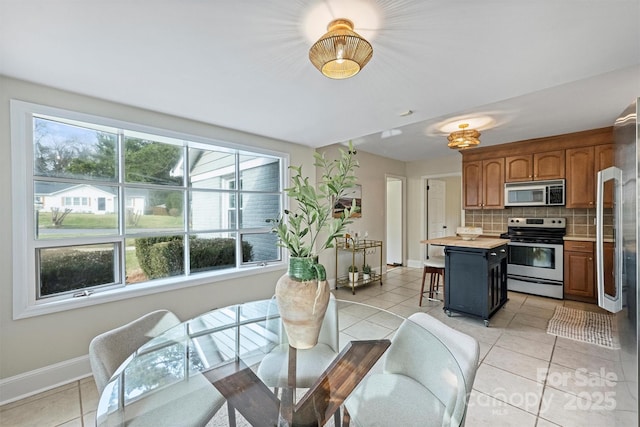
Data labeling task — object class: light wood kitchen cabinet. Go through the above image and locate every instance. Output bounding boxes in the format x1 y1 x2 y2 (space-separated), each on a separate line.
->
596 144 614 208
461 127 613 211
566 144 614 208
463 158 504 209
565 146 595 208
564 240 595 302
505 151 565 182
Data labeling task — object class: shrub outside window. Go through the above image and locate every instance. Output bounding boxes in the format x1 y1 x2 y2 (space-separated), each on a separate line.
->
11 101 285 318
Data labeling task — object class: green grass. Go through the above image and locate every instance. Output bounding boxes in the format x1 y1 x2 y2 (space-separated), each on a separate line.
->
37 212 183 229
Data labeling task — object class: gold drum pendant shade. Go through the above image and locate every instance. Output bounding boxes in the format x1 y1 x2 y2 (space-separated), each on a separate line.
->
448 123 481 150
309 19 373 79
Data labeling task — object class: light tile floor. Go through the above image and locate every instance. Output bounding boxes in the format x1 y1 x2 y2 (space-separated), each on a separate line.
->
1 267 637 426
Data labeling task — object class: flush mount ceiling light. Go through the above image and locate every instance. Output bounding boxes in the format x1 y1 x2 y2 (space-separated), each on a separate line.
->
447 123 481 150
309 18 373 79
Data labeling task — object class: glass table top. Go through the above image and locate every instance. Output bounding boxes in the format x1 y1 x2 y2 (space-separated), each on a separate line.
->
96 298 464 427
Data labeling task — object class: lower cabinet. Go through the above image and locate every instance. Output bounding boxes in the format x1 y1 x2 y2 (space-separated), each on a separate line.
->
564 240 595 302
563 240 613 303
444 245 508 326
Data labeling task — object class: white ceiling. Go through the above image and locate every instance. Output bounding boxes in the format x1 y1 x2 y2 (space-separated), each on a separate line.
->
1 0 639 161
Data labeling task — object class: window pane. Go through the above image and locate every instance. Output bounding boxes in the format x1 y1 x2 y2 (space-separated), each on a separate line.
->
124 189 184 233
241 233 279 263
239 154 280 192
190 190 233 231
239 194 280 229
35 181 119 239
188 148 236 189
33 117 118 181
127 236 185 282
38 244 117 297
189 233 244 273
124 136 182 185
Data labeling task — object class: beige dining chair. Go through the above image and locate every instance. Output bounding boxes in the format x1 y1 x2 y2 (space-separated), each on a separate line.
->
343 312 480 427
89 309 226 426
89 309 182 394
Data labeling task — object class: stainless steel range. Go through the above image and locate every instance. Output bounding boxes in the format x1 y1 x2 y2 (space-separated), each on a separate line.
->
500 217 566 299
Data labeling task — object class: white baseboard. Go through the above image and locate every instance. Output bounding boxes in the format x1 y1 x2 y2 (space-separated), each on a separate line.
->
0 355 92 405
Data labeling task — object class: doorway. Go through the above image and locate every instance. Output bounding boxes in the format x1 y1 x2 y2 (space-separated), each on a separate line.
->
386 176 405 267
423 174 462 261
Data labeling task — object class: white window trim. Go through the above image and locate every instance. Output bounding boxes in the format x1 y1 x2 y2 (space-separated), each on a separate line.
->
11 100 289 319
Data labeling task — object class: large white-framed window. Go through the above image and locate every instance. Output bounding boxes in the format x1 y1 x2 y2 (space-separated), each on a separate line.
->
11 100 286 319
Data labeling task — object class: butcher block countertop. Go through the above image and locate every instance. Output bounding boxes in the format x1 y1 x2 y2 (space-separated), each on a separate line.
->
421 236 510 249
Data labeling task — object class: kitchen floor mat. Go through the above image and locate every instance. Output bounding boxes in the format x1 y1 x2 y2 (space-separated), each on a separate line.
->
547 306 620 349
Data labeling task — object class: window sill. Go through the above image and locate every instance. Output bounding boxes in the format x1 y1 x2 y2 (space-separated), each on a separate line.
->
13 262 286 320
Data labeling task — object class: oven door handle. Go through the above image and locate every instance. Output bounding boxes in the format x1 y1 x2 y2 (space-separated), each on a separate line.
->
507 274 563 286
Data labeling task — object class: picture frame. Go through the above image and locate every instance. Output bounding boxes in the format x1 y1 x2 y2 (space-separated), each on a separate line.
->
333 184 362 218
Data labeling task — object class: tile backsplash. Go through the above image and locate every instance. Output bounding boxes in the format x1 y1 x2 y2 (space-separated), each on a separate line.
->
465 207 614 238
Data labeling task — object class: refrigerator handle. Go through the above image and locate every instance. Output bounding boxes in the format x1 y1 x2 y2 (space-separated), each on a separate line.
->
596 166 623 313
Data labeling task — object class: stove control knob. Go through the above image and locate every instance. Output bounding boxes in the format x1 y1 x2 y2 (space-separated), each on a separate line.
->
551 220 556 223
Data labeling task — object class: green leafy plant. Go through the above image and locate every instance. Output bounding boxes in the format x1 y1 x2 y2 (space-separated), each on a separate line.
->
362 264 371 274
268 142 359 258
348 265 358 273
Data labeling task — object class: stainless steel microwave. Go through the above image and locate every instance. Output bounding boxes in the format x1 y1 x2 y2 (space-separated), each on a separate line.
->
504 179 565 207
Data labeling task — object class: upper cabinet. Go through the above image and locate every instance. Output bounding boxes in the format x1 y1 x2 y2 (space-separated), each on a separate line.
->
463 158 504 209
565 144 614 208
565 146 596 208
596 144 614 208
505 150 565 182
461 127 613 211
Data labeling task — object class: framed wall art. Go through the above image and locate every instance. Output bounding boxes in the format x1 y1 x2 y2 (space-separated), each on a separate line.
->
333 184 362 218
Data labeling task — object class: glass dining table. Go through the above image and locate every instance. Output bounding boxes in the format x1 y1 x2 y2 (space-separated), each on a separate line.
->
95 298 459 427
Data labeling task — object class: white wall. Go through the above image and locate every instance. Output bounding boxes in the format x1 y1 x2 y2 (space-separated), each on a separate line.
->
314 146 406 281
0 76 315 400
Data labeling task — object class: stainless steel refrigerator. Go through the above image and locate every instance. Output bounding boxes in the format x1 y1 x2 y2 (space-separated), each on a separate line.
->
596 98 638 422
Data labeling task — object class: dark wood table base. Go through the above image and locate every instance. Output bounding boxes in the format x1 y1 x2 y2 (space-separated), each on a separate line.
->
203 340 391 427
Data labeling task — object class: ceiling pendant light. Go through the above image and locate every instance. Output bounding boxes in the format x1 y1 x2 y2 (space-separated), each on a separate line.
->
448 123 481 150
309 18 373 79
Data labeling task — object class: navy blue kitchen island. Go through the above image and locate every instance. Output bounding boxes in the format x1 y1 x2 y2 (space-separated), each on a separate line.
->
422 237 510 326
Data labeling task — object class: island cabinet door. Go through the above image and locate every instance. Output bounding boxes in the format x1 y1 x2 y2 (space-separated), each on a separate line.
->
445 246 508 323
444 248 488 317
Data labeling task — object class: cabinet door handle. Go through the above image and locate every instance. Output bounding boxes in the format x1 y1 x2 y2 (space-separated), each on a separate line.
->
490 252 497 256
500 249 506 253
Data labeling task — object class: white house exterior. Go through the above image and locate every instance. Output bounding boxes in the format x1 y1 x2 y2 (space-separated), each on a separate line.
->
35 183 146 215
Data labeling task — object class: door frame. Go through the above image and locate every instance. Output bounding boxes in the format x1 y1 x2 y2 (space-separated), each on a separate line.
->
385 174 407 269
421 173 462 262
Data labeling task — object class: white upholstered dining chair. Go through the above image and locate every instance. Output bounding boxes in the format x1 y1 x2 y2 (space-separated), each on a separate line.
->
89 309 182 394
89 309 226 427
343 312 480 427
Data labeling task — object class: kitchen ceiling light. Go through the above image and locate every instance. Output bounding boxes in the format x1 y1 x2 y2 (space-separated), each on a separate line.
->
309 18 373 79
448 123 481 150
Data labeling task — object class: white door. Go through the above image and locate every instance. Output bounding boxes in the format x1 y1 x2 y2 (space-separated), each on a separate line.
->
427 179 446 258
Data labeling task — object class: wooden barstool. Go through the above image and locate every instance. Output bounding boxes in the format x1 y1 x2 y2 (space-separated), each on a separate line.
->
419 256 445 306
